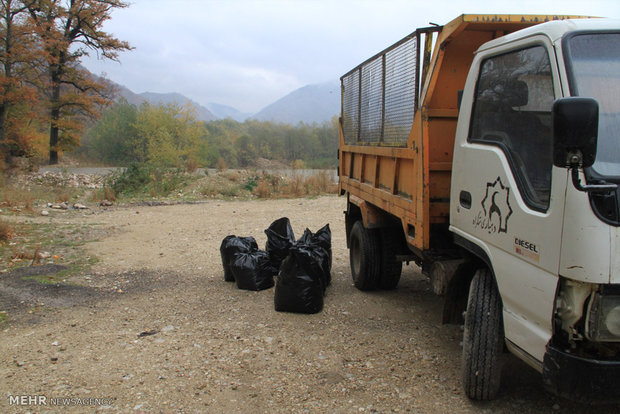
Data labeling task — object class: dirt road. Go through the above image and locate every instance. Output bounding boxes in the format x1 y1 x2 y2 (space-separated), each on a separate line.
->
0 196 616 413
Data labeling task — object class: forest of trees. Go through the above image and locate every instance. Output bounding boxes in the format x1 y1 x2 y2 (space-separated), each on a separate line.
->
0 0 339 170
78 100 339 170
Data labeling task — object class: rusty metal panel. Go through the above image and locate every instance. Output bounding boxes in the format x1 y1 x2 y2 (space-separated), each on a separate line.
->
462 14 591 23
361 155 377 185
394 158 415 201
376 156 396 193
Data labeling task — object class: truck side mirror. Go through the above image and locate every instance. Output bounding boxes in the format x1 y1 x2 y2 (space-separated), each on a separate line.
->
553 97 617 193
552 97 599 168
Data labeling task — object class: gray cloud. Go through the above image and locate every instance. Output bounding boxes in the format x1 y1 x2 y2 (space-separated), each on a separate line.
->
81 0 620 113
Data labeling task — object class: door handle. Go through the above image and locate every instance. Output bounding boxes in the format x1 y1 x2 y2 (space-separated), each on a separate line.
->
460 191 472 209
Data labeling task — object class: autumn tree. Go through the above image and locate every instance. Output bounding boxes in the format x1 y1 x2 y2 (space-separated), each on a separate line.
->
26 0 131 164
132 103 206 168
0 0 40 161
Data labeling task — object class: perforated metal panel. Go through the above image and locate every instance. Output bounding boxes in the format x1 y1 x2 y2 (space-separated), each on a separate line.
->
360 58 383 144
341 34 418 146
384 38 417 144
342 70 359 144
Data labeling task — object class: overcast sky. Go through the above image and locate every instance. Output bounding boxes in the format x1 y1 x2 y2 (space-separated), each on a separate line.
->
80 0 620 113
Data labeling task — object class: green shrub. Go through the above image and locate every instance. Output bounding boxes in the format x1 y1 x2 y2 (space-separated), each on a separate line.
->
109 163 189 198
243 176 258 192
111 163 151 195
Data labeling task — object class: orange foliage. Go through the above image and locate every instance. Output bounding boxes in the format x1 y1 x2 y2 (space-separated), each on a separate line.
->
25 0 132 163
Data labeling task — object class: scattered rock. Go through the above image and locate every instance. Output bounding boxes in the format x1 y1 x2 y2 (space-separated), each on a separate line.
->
138 330 159 338
41 210 50 216
100 200 113 207
73 203 88 210
16 171 105 189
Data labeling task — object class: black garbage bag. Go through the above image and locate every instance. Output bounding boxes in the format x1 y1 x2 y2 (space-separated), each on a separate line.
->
297 224 332 288
265 217 296 271
220 235 259 282
231 249 275 291
274 244 328 314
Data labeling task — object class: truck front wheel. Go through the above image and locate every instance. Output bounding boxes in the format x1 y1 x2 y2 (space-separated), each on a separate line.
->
349 221 380 291
462 268 504 400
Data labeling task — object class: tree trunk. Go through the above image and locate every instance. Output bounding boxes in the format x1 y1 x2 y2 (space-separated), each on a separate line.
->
49 82 60 165
0 104 6 145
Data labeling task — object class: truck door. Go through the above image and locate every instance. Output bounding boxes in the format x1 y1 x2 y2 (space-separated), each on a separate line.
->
450 38 567 365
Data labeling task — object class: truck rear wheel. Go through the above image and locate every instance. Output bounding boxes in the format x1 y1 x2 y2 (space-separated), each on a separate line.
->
379 229 402 289
349 221 380 291
462 268 504 400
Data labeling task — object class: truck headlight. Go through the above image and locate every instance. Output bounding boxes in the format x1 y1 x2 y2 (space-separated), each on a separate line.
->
586 293 620 342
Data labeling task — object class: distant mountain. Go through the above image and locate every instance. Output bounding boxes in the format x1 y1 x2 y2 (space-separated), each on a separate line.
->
115 84 144 107
252 81 340 124
130 92 217 122
206 103 252 122
104 69 339 124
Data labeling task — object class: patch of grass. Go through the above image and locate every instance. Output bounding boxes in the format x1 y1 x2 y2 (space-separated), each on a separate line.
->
287 175 305 197
252 171 337 199
0 219 14 241
197 182 245 198
108 163 197 200
90 184 117 203
22 275 60 285
0 311 7 326
186 157 199 173
0 221 100 278
226 171 241 182
0 179 82 211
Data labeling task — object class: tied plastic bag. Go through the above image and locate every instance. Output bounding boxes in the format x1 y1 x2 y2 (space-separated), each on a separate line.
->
297 224 332 289
231 250 276 291
274 244 329 314
264 217 295 271
220 235 259 282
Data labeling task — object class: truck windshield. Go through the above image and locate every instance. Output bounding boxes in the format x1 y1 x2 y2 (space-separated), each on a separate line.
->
566 33 620 177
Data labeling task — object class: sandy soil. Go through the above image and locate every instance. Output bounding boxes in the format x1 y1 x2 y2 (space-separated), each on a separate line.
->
0 196 617 413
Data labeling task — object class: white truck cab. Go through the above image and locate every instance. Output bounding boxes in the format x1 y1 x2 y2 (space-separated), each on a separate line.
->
450 18 620 402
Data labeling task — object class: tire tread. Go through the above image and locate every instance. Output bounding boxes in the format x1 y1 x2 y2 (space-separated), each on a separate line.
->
350 221 380 291
462 268 504 400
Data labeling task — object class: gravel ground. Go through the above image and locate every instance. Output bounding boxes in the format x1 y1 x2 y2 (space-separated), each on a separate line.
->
0 196 617 413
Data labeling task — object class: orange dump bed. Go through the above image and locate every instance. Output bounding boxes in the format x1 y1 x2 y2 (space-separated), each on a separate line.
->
338 14 585 252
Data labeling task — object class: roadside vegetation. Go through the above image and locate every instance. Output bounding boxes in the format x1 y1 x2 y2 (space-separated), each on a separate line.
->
93 164 337 202
0 219 99 281
76 100 339 171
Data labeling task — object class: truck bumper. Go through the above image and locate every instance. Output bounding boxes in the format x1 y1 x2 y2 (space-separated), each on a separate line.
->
542 343 620 403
